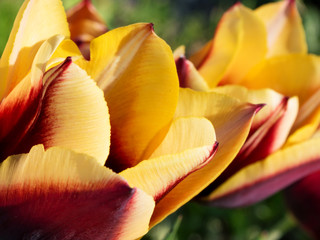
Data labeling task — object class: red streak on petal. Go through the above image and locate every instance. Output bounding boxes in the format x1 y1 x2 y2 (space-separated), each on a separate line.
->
0 77 43 162
208 155 320 208
154 142 219 203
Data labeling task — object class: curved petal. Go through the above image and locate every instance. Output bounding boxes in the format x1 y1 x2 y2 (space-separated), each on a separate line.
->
172 88 261 209
0 145 154 240
0 0 70 99
176 56 209 91
242 54 320 105
285 171 320 239
243 54 320 142
0 36 65 162
149 117 216 158
18 59 110 166
204 137 320 208
76 23 179 171
255 0 307 57
120 144 218 228
67 0 108 59
213 85 298 162
190 3 267 87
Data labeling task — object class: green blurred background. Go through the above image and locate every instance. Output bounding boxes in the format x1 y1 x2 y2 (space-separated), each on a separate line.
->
0 0 319 239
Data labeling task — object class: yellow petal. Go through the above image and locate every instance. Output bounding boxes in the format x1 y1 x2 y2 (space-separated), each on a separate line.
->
204 137 320 207
149 117 216 158
0 145 154 239
77 23 179 171
120 144 217 227
0 0 70 99
255 0 307 57
243 54 320 105
20 59 110 165
190 3 267 87
176 56 209 91
160 88 259 221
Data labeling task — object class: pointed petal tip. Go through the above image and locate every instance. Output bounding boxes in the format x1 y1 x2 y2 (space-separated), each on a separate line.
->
149 23 155 31
254 103 266 113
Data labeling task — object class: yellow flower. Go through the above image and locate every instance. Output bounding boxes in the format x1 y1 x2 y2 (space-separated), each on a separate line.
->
175 0 320 218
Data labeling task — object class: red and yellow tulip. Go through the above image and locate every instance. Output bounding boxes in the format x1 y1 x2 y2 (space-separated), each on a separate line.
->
0 0 262 238
175 0 320 237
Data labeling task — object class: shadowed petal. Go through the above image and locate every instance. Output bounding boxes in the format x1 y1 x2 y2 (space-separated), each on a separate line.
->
0 145 154 240
76 23 179 171
204 137 320 208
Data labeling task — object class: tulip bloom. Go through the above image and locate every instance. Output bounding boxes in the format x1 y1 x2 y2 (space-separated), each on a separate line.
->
175 0 320 234
0 0 261 238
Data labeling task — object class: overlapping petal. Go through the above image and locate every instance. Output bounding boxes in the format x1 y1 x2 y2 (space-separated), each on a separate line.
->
0 145 154 240
71 23 179 171
190 3 267 87
0 0 69 99
204 137 320 208
255 0 307 57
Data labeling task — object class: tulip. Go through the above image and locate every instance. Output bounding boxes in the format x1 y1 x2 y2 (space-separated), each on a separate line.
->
175 0 320 226
0 0 261 238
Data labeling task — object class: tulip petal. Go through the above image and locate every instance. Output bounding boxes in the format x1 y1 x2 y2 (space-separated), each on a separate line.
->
204 137 320 207
0 36 65 162
75 23 179 171
212 85 298 162
169 88 260 214
67 0 108 59
18 59 110 166
176 56 209 91
285 171 320 239
243 54 320 142
243 54 320 104
120 144 218 227
0 145 154 240
190 3 267 87
0 0 70 99
120 117 216 226
149 117 216 158
255 0 307 57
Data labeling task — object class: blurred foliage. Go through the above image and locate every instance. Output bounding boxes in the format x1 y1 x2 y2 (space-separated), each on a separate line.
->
0 0 319 239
